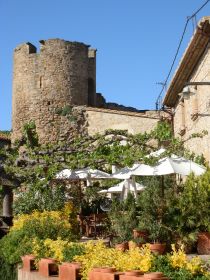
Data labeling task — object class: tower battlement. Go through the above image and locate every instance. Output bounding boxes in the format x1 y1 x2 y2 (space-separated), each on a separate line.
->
12 39 96 143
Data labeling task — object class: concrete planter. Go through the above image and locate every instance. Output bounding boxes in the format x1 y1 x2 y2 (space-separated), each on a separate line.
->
89 268 123 280
59 262 81 280
21 255 36 271
38 258 58 277
124 270 144 276
144 272 166 279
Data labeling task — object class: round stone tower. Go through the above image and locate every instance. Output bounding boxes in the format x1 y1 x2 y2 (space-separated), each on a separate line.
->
12 39 97 144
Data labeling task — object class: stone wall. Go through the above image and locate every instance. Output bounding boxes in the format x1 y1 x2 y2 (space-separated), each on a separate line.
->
86 107 163 135
173 43 210 160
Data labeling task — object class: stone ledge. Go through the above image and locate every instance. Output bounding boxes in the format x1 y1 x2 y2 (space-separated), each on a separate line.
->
86 107 162 119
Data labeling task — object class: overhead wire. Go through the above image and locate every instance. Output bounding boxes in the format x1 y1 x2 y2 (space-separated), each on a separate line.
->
155 0 210 110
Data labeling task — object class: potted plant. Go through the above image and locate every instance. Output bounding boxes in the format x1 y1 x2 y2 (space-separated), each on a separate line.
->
147 221 168 255
133 220 149 240
128 236 146 250
113 236 129 251
108 194 137 250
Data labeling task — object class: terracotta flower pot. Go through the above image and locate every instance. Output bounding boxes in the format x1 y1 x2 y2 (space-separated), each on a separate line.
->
149 243 166 255
124 270 143 276
100 267 116 273
197 232 210 255
39 258 58 277
21 255 36 271
115 242 128 251
144 272 163 278
133 229 148 240
59 262 81 280
128 240 138 250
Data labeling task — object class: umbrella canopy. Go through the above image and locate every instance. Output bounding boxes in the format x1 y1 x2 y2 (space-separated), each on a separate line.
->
151 155 206 176
56 168 111 180
112 149 206 178
56 168 111 186
145 148 206 176
111 165 139 179
99 180 144 194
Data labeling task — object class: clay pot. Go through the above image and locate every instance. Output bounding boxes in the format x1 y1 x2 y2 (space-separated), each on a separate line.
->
115 242 129 251
21 255 36 271
100 267 116 273
133 229 148 240
69 262 81 269
39 258 58 277
197 232 210 254
128 240 138 250
124 270 144 276
144 272 163 278
149 243 166 255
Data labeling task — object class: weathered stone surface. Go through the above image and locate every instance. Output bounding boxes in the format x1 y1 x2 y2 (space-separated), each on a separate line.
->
12 39 95 144
86 107 163 135
173 43 210 161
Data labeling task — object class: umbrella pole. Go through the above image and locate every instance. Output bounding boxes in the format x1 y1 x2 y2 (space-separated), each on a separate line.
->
158 176 165 223
161 176 164 198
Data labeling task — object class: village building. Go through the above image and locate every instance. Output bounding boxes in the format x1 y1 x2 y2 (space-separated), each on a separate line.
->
163 16 210 162
11 39 163 145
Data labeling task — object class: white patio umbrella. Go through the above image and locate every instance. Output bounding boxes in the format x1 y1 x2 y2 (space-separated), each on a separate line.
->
141 148 206 176
56 167 111 186
150 155 206 176
99 179 144 200
111 165 139 179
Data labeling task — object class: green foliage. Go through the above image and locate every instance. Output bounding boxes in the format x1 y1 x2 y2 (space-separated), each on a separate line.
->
13 180 66 214
0 130 11 136
109 193 137 242
136 170 210 248
0 256 17 280
178 170 210 232
0 229 33 265
151 255 209 280
55 105 77 122
63 243 85 262
147 221 169 243
22 121 39 148
152 120 173 143
55 105 73 116
0 209 79 265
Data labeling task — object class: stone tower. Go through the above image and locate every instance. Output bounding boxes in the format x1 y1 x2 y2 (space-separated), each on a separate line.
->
12 39 97 143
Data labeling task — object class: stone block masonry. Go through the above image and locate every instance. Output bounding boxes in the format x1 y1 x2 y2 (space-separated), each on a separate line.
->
12 39 96 144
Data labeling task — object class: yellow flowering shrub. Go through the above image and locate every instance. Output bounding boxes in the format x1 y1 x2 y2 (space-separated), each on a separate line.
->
74 241 153 280
32 237 68 263
11 210 61 231
0 205 80 266
169 244 206 275
32 237 85 265
169 244 188 269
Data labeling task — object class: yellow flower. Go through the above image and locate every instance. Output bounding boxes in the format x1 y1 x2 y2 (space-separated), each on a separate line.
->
169 244 205 275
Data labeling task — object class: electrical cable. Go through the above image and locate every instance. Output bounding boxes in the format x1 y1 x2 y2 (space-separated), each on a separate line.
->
156 0 210 110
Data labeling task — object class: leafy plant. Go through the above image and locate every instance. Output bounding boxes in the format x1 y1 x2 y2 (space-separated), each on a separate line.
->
13 179 66 214
0 207 79 265
108 193 137 243
22 121 39 148
147 221 169 243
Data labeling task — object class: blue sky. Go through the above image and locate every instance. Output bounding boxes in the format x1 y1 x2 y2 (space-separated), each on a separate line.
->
1 0 210 130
